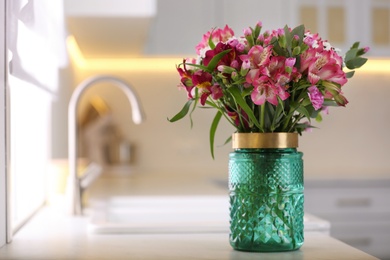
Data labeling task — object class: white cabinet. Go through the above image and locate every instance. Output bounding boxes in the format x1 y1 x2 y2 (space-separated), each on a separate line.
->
144 0 219 55
305 178 390 260
144 0 288 55
288 0 390 56
146 0 390 56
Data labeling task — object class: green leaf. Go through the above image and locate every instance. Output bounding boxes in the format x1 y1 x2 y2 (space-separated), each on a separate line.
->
351 42 360 49
209 111 222 159
315 112 323 123
208 29 216 50
344 48 358 63
222 135 232 146
284 25 292 55
181 62 208 71
271 36 286 56
271 99 285 131
241 86 254 97
345 70 355 78
300 97 312 107
253 24 261 40
205 49 232 72
322 100 339 107
296 105 311 119
188 94 199 128
291 24 305 45
346 57 368 70
167 100 194 122
227 86 262 130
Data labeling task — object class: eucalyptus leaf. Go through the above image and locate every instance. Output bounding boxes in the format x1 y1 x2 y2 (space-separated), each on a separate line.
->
284 25 292 55
344 48 358 63
345 70 355 78
291 24 305 45
346 57 368 70
315 112 323 123
351 42 360 49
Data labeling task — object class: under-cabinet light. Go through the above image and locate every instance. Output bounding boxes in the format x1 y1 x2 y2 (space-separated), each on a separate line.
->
67 35 390 74
67 35 182 72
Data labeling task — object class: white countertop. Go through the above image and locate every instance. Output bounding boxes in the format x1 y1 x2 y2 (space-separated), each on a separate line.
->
0 206 378 260
0 171 380 259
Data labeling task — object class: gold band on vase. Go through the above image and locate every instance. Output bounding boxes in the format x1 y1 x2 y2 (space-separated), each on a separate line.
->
232 132 299 149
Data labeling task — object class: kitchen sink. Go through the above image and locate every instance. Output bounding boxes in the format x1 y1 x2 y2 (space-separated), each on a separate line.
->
88 195 330 234
88 196 229 234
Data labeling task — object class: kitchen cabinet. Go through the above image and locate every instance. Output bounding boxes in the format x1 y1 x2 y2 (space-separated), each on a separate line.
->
288 0 390 56
144 0 289 56
144 0 219 55
146 0 389 56
305 177 390 260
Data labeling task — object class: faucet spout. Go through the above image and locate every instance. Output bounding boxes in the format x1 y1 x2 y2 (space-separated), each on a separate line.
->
67 75 145 215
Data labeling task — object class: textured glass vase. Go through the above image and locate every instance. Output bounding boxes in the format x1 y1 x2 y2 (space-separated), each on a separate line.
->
229 133 304 252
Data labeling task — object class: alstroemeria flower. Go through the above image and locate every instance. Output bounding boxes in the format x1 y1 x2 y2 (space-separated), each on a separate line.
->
177 61 196 99
192 70 212 89
307 85 324 110
285 57 296 73
195 25 235 56
210 84 223 100
203 42 242 71
172 21 368 143
325 90 349 106
226 106 249 130
240 45 272 69
250 76 278 106
191 71 224 105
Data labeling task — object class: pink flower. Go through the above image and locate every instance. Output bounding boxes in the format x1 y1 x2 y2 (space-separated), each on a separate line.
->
307 85 324 110
220 25 235 42
315 64 347 86
226 107 249 130
243 27 252 36
300 43 347 86
240 45 272 69
250 76 278 105
195 25 235 56
285 57 296 68
210 84 223 100
203 42 243 70
191 70 213 105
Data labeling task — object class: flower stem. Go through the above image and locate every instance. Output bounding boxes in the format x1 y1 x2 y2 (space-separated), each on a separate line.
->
260 103 266 132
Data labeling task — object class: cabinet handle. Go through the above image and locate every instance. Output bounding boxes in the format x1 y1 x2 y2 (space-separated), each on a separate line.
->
336 198 371 207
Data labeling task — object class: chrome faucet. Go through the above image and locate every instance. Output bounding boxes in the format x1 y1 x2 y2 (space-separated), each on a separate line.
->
67 75 146 215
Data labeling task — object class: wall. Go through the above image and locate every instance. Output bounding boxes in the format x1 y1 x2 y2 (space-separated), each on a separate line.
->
67 58 390 179
69 62 233 177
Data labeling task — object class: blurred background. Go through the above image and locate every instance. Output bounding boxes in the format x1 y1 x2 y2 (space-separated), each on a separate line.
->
3 0 390 258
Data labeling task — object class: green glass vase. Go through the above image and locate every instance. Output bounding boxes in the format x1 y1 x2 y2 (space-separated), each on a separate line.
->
229 133 304 252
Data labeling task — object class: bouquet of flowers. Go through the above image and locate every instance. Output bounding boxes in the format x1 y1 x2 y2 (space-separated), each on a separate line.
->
169 21 368 157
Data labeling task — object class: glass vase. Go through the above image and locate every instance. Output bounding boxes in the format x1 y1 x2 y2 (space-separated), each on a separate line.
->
229 133 304 252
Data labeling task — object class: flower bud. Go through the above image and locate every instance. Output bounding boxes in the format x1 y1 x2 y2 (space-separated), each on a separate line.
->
243 27 252 36
278 35 287 48
292 46 301 56
217 65 236 74
231 71 240 81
